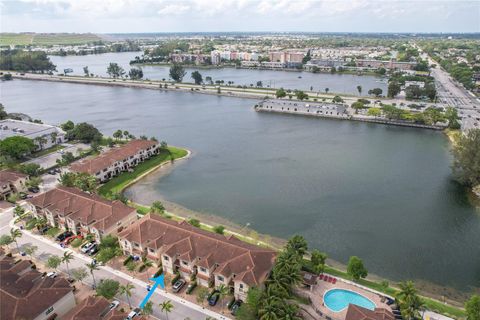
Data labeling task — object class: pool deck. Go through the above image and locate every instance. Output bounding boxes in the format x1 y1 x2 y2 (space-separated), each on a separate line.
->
307 274 393 320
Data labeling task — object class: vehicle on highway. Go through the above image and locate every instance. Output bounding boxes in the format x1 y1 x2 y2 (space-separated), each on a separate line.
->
172 279 186 293
56 231 73 242
208 290 220 306
126 307 142 319
81 241 96 253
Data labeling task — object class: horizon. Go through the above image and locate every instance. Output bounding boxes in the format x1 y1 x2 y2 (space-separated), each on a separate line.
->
1 0 479 34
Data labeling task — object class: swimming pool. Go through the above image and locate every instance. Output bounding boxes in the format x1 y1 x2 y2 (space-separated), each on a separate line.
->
323 289 376 312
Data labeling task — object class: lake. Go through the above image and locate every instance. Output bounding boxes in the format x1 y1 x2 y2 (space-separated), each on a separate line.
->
1 79 478 297
49 52 387 95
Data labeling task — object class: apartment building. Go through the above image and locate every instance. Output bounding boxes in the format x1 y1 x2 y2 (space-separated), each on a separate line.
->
0 119 65 150
70 139 160 183
0 170 29 200
118 214 276 301
356 59 416 71
27 186 137 241
1 253 76 320
61 296 132 320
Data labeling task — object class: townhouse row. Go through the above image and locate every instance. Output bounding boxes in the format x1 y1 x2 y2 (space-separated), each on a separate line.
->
70 139 160 183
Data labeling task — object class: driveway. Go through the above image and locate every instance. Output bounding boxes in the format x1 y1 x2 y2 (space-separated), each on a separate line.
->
25 143 90 169
0 208 230 320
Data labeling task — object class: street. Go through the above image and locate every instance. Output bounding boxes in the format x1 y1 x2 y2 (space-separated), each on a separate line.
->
0 207 229 320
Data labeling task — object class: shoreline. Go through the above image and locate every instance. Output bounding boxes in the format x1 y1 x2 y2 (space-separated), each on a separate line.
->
120 150 474 310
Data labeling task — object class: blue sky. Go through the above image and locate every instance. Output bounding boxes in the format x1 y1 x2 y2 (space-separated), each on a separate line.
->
1 0 479 33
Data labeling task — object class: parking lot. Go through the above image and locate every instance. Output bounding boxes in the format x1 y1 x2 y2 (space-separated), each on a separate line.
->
24 143 90 169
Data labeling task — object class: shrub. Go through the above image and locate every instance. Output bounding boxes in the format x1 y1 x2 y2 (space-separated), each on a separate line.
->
25 218 38 230
46 227 60 238
96 279 120 299
70 238 83 248
188 218 200 227
96 247 121 264
123 255 133 266
213 225 225 235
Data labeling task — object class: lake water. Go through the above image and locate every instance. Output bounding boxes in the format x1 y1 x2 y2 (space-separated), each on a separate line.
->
1 80 479 296
49 52 387 95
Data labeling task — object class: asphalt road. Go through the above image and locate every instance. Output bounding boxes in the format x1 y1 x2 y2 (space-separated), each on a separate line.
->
0 207 229 320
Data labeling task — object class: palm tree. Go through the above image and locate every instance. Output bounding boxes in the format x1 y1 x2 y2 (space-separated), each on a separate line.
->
24 245 38 260
141 260 153 272
120 283 135 309
396 281 424 320
217 284 229 312
281 303 302 320
34 136 48 150
357 85 362 95
10 228 22 253
50 132 58 144
142 301 154 316
325 88 329 94
35 217 48 230
62 251 74 278
160 300 174 320
258 295 282 320
86 261 99 288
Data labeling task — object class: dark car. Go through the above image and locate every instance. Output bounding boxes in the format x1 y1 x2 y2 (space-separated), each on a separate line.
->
172 279 186 293
231 300 242 315
39 225 50 235
88 244 99 255
28 186 40 193
208 291 220 306
48 170 56 175
56 231 73 242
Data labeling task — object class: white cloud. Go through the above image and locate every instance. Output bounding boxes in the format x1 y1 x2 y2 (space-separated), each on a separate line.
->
157 3 190 15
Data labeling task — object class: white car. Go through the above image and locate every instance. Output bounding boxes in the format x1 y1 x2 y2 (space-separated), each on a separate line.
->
81 241 96 253
109 300 120 310
46 272 58 278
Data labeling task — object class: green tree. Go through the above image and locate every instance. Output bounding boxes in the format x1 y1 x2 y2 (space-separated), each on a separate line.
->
107 62 125 78
73 173 98 193
58 172 76 187
113 129 123 141
66 122 102 143
142 301 154 316
258 295 282 320
294 90 308 100
150 201 165 213
0 136 35 159
10 228 22 253
332 95 344 103
325 88 329 94
34 136 48 150
169 64 186 82
19 163 41 176
445 106 461 129
452 129 480 186
14 205 25 216
275 88 287 98
286 235 308 257
367 107 382 118
217 284 230 312
310 250 327 274
96 279 120 299
61 120 75 131
196 287 209 306
188 218 200 227
62 251 74 278
351 101 365 114
160 300 174 320
396 281 424 320
86 261 99 288
24 245 38 259
465 294 480 320
128 67 143 80
368 88 383 97
46 255 62 271
0 104 7 120
191 71 203 85
71 267 88 284
120 283 135 309
356 85 362 95
83 66 89 77
0 49 56 72
0 235 13 249
347 256 368 281
388 81 402 98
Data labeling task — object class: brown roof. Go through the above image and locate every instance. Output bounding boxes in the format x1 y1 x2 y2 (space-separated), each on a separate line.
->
345 305 395 320
28 186 136 232
61 296 127 320
119 214 276 286
1 255 73 320
0 170 27 184
0 254 33 274
70 139 158 175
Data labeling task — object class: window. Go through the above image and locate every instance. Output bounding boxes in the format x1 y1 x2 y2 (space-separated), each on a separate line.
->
217 275 224 282
163 255 169 261
200 267 206 273
149 248 155 253
182 261 188 266
133 242 139 247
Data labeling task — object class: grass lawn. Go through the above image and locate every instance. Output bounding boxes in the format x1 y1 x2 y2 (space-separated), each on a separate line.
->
98 146 188 196
45 227 60 238
29 144 65 158
322 266 466 318
0 33 102 46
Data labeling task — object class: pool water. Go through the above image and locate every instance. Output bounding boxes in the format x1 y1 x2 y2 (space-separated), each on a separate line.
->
324 289 376 312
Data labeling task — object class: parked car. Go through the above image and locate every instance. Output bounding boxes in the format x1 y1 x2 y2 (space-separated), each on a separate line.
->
186 282 197 294
231 300 242 315
48 170 56 175
126 307 142 320
46 271 58 278
39 225 50 235
28 186 40 193
109 300 120 310
56 231 73 242
81 241 96 253
88 244 99 255
208 291 220 306
54 168 61 173
172 279 186 293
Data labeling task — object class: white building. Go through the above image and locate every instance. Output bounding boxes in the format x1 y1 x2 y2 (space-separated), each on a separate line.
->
0 119 65 150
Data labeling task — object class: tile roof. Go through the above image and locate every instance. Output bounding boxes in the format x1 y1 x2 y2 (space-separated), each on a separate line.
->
0 170 27 184
60 296 127 320
70 139 158 175
345 305 395 320
0 255 73 320
27 186 136 232
119 214 276 286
